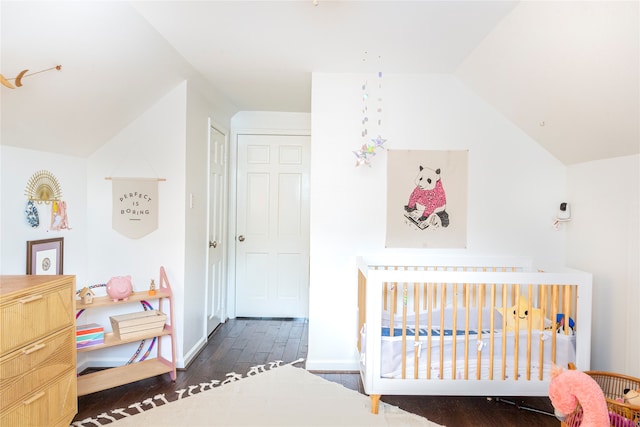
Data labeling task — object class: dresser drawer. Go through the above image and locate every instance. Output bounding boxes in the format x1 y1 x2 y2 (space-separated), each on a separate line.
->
0 326 75 409
0 282 74 354
0 368 76 427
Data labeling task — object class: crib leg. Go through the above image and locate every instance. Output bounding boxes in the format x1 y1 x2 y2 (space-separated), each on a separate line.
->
370 394 381 414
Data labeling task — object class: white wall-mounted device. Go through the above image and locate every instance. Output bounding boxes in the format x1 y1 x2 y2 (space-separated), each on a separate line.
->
558 202 571 220
553 202 571 230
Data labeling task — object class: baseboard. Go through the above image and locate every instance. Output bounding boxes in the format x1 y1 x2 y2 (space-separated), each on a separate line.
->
76 358 89 373
305 358 360 372
181 336 207 369
76 357 128 373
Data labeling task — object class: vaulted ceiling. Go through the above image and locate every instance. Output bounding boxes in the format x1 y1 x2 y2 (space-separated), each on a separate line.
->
1 1 638 165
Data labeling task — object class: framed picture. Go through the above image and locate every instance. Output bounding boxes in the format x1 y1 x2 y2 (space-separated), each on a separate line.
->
26 237 64 275
386 149 468 248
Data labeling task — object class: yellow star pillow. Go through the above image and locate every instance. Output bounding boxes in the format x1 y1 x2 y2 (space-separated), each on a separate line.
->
497 296 544 332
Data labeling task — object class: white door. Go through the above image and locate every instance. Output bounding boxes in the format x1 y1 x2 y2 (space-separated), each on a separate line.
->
235 134 310 317
206 124 228 335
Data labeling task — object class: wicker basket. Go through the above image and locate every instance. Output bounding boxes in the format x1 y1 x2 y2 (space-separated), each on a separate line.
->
561 371 640 427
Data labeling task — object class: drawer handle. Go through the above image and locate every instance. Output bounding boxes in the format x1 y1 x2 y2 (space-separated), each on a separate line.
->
18 294 44 304
23 343 46 355
23 391 45 405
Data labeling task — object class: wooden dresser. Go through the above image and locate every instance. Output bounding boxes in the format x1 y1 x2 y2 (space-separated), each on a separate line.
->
0 275 77 427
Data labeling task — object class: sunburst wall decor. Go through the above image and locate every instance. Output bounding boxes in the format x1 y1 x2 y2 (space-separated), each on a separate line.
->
24 169 63 203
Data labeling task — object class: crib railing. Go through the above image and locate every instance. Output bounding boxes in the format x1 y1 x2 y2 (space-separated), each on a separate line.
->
356 256 592 383
356 256 592 408
380 280 577 382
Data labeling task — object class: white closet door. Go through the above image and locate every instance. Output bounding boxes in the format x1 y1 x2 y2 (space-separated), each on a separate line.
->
235 134 310 318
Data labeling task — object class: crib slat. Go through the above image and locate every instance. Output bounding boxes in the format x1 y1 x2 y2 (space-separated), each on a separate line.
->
551 285 559 364
382 266 387 312
376 266 389 311
439 282 446 380
357 270 367 353
383 280 387 311
463 280 467 308
464 282 470 380
477 283 485 380
526 285 533 381
432 273 438 309
452 282 458 379
489 283 496 380
563 286 572 336
414 276 420 380
471 277 477 308
390 276 397 337
571 285 579 333
514 285 520 380
501 284 507 380
480 268 485 309
401 281 407 379
539 285 547 381
423 281 427 311
427 282 433 380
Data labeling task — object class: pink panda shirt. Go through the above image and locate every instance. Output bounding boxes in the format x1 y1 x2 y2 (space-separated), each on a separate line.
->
407 179 447 218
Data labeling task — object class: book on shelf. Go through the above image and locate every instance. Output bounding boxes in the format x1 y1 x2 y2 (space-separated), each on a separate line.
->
76 323 104 349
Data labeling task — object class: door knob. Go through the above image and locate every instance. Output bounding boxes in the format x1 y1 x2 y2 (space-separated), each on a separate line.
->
238 235 245 242
209 240 218 248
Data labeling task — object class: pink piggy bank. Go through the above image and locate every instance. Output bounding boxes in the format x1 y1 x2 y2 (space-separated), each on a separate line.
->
106 275 133 302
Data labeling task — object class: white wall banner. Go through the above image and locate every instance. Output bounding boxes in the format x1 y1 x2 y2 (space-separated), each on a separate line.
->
111 177 160 239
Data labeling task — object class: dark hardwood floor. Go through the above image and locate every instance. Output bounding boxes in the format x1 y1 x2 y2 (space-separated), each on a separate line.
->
73 318 560 426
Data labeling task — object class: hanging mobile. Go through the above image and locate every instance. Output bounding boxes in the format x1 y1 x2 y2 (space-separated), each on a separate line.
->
353 54 386 167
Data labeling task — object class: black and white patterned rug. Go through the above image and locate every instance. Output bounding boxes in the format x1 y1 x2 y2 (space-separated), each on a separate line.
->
71 357 442 426
71 359 305 426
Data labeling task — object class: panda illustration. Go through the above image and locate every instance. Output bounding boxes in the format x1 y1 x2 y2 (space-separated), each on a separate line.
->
404 166 449 228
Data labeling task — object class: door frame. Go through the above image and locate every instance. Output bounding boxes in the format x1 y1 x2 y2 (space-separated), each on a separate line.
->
205 118 229 333
227 128 312 319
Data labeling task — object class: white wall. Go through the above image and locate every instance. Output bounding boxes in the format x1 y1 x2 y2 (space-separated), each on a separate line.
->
307 73 568 370
0 146 87 279
1 80 236 372
80 80 236 370
5 72 633 379
566 154 639 376
83 82 188 368
181 81 233 363
231 111 311 131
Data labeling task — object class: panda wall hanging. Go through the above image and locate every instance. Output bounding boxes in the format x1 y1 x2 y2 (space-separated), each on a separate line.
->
386 150 468 248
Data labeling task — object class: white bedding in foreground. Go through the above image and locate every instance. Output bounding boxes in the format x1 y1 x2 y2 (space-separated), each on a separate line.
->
107 364 442 427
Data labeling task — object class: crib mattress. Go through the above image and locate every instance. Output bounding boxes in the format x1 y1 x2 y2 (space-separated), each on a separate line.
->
364 327 576 381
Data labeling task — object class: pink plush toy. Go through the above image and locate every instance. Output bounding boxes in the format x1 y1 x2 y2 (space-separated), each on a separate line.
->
548 366 609 427
106 275 133 302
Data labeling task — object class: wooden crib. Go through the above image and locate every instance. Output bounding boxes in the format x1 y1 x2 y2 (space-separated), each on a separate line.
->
356 255 593 414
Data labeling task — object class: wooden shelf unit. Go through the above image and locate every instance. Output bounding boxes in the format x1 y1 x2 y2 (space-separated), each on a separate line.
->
76 324 173 353
76 288 171 310
76 266 177 396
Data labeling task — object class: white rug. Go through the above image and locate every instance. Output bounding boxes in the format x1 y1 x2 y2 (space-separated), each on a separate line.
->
72 360 442 427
